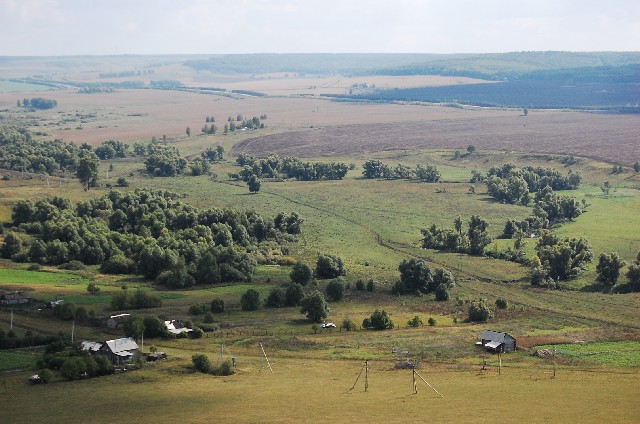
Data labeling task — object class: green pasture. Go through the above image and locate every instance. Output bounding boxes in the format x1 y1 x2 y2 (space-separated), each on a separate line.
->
0 351 38 371
0 268 87 288
533 341 640 367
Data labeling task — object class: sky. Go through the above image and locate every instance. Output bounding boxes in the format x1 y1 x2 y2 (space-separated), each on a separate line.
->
1 0 638 56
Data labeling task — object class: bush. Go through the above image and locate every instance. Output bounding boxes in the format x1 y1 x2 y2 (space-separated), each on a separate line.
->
495 298 509 309
407 315 423 327
192 354 212 373
240 289 260 311
212 360 234 376
325 279 345 301
341 318 356 331
285 283 305 306
265 287 286 308
366 279 375 292
435 285 450 301
210 298 225 313
189 304 209 315
467 301 493 322
100 254 134 274
391 281 405 295
38 368 53 383
203 312 215 323
364 309 394 330
428 317 437 326
290 262 313 285
315 254 346 279
355 279 365 291
58 260 86 270
190 327 204 339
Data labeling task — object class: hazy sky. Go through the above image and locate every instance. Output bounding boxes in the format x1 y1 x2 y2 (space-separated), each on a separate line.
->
1 0 638 56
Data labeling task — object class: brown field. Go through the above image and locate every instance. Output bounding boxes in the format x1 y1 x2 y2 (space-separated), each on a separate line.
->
233 112 640 165
4 86 635 165
0 88 516 145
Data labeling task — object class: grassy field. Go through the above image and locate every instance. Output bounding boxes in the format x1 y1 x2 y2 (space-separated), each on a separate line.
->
1 357 638 423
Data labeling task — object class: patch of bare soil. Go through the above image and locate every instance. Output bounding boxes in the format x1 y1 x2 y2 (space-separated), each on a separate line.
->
233 112 640 165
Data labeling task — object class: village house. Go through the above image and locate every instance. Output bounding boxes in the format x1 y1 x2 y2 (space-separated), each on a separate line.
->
107 313 131 329
100 337 139 364
478 330 517 353
0 291 30 306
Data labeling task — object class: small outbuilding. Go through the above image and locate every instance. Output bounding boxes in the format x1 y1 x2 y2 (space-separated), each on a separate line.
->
478 330 517 353
80 341 103 354
164 320 192 335
107 313 131 329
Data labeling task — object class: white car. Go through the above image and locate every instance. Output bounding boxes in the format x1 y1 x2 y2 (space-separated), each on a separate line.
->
321 323 336 328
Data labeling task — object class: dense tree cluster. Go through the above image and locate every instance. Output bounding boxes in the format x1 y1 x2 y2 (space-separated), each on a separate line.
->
531 230 593 286
19 97 58 109
38 348 113 380
94 140 129 160
3 189 302 289
485 163 581 205
501 186 585 238
201 145 225 162
362 159 440 182
392 259 454 300
144 145 188 177
421 215 492 256
234 153 349 181
315 254 346 279
362 310 394 330
0 126 88 176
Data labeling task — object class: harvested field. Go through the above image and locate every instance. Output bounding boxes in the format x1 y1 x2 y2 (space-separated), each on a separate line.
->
233 112 640 165
0 88 516 144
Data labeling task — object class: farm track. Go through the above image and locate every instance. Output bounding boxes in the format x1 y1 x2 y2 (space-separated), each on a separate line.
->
217 181 640 330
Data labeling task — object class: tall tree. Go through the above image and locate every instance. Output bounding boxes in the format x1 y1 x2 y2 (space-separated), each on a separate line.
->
76 152 99 190
299 291 329 323
596 252 626 285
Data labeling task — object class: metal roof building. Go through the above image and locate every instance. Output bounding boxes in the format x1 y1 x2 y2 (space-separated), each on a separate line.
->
479 330 517 353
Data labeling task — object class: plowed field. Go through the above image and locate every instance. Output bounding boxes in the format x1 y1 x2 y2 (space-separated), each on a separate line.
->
233 112 640 165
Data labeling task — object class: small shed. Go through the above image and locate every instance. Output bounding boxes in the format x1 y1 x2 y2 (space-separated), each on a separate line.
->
80 341 103 354
164 320 192 335
479 330 517 353
107 313 131 329
100 337 139 364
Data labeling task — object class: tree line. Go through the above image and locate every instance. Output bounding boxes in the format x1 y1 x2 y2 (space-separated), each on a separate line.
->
232 153 349 182
362 159 440 182
18 97 58 109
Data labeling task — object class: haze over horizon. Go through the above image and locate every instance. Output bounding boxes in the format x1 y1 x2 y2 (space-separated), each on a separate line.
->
1 0 638 57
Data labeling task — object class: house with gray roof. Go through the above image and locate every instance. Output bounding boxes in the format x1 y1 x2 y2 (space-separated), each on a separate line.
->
100 337 139 364
479 330 517 353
